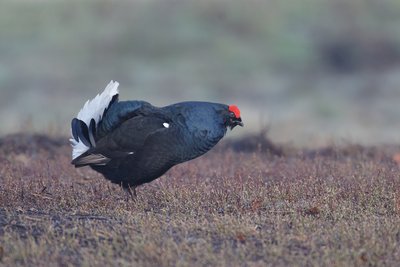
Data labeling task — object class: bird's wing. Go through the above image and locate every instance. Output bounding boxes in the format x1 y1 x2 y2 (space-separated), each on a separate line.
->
71 114 170 167
95 100 152 140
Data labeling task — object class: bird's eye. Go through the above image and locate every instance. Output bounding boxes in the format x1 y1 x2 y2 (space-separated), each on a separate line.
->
229 112 236 118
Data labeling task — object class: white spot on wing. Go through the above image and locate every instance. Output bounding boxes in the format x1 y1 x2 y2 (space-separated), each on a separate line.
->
128 152 134 155
163 122 170 128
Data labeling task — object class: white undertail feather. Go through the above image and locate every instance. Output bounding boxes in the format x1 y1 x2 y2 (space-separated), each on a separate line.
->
70 81 119 160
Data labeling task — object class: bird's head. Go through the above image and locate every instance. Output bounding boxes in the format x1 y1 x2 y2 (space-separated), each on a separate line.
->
226 105 243 130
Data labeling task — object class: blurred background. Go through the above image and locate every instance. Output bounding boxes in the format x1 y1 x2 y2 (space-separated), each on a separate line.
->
1 0 400 147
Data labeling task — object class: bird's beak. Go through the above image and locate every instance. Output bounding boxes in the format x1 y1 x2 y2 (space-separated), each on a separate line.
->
230 117 244 129
236 117 244 127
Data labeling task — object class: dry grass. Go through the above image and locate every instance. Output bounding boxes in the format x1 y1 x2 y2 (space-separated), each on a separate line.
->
1 133 400 266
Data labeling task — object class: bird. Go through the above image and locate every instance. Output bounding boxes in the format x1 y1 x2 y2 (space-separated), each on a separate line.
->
70 81 243 198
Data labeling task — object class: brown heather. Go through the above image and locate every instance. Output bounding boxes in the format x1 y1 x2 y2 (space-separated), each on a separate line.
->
0 133 400 266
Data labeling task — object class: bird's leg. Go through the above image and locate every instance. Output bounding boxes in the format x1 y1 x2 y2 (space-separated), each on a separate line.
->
123 187 133 202
123 185 137 201
131 186 137 198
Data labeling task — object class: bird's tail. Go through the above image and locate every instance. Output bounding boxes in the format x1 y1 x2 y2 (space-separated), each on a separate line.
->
70 81 119 161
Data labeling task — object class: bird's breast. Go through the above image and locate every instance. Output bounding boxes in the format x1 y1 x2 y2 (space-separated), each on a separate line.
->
169 125 224 163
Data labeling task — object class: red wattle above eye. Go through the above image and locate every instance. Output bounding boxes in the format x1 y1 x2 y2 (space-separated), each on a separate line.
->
228 105 240 118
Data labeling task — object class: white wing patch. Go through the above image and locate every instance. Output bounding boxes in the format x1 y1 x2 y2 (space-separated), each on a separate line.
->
70 81 119 160
163 122 170 128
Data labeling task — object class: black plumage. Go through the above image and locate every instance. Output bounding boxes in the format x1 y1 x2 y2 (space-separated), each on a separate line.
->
71 82 243 195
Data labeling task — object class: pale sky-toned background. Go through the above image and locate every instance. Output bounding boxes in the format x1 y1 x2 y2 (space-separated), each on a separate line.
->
2 0 400 147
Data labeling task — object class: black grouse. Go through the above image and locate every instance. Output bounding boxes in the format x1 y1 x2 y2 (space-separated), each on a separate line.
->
70 81 243 197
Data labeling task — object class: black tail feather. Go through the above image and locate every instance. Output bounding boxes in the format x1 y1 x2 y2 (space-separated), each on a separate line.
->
88 118 97 147
100 94 119 123
71 118 93 148
71 118 80 142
